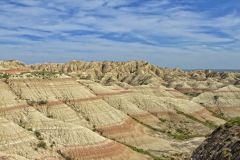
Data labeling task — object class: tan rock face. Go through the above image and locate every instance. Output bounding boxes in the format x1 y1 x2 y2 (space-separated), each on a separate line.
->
0 60 28 74
29 60 240 86
0 60 239 160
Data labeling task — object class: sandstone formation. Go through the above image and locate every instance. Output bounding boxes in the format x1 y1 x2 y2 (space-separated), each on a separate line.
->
0 60 28 74
0 60 239 160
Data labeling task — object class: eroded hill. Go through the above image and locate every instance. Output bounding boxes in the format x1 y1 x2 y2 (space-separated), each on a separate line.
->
0 60 239 160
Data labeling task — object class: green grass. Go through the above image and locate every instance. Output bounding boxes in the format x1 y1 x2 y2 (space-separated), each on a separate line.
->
176 110 218 129
205 107 228 121
132 116 196 140
170 128 192 140
0 73 10 79
22 71 60 79
205 120 218 129
123 143 165 160
225 117 240 127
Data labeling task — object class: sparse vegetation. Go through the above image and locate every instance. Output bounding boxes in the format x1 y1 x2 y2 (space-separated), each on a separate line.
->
1 60 240 160
213 95 219 101
50 141 56 148
34 130 44 140
225 117 240 127
171 128 192 140
176 110 218 129
124 143 165 160
34 130 41 137
184 92 200 97
223 148 232 159
158 118 166 122
213 95 225 118
27 99 48 106
19 119 27 128
92 124 97 132
0 73 10 79
57 150 73 160
26 100 35 106
205 107 227 120
37 141 47 149
47 114 54 118
85 117 90 121
27 128 33 131
132 116 195 140
38 100 48 105
29 71 59 79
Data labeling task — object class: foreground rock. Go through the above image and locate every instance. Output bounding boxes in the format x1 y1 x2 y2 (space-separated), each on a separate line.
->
192 117 240 160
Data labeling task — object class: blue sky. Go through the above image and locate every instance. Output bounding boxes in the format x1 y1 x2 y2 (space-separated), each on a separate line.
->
0 0 240 69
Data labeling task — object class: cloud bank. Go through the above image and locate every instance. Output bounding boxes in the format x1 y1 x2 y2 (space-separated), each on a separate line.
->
0 0 240 69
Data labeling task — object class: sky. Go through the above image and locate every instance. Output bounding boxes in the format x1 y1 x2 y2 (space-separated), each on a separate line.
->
0 0 240 69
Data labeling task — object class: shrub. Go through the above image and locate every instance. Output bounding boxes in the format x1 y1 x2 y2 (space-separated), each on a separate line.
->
225 117 240 127
47 114 53 118
37 100 48 105
37 141 47 149
0 73 10 79
92 124 97 132
50 141 56 148
27 99 48 106
158 118 166 122
57 150 72 160
27 128 33 131
27 100 35 106
34 130 43 140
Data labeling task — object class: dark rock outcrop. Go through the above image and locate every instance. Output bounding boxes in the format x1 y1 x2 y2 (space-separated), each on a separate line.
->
192 118 240 160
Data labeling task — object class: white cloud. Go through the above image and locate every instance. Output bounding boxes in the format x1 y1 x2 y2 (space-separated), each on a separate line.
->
0 0 239 68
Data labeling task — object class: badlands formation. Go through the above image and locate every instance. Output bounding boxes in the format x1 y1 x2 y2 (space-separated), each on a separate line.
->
192 117 240 160
0 60 239 160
